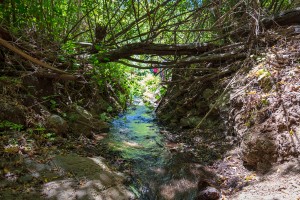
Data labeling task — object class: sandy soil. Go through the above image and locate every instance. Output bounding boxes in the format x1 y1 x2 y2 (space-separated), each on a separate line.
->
228 158 300 200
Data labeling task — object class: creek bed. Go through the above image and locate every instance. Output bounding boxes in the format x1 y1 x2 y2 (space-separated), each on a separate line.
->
101 98 201 199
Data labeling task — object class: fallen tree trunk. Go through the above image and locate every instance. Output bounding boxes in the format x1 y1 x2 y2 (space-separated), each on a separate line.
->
97 42 217 63
177 52 247 65
262 7 300 28
94 7 300 66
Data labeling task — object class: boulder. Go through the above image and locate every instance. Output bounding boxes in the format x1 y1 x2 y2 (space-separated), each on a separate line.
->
241 131 278 172
196 186 221 200
68 105 110 137
46 114 68 134
74 105 93 120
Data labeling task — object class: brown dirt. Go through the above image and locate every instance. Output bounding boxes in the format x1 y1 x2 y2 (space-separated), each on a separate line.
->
219 30 300 200
228 158 300 200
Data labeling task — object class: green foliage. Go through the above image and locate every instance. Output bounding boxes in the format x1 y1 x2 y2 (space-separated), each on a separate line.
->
90 58 134 108
33 125 46 133
138 72 166 103
99 106 113 121
61 41 78 55
49 100 57 110
0 121 23 131
0 0 295 46
256 68 272 92
3 0 291 110
42 132 56 141
107 106 113 113
159 87 167 98
99 113 109 121
42 95 59 111
0 76 22 85
67 114 78 122
27 125 57 142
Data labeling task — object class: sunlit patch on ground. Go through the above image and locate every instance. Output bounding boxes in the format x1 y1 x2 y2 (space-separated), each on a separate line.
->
41 155 134 200
150 167 166 174
122 141 143 148
42 178 134 200
93 133 108 141
159 179 197 200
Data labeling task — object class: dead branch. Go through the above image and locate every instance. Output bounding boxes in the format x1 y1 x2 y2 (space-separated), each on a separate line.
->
0 37 76 78
97 42 217 62
34 72 77 81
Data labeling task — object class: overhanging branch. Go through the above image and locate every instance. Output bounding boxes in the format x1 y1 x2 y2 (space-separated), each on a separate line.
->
97 42 217 62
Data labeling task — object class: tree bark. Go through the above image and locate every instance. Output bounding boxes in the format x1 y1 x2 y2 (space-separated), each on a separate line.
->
262 7 300 28
97 42 217 62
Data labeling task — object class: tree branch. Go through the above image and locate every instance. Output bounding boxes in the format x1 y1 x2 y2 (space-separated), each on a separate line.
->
262 7 300 28
97 42 216 62
0 38 76 78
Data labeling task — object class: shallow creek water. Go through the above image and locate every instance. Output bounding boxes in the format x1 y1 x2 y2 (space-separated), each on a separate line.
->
102 98 201 199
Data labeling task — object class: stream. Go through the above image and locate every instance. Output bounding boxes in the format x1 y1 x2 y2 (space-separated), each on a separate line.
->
102 98 201 200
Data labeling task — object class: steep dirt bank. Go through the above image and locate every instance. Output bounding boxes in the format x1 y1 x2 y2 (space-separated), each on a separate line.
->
0 28 133 199
156 27 300 198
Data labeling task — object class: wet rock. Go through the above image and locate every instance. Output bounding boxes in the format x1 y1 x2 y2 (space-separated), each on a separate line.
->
196 186 221 200
69 117 109 137
53 155 124 181
46 114 68 134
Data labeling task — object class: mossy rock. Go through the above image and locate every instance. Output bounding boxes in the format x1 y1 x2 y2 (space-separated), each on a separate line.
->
46 114 68 134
